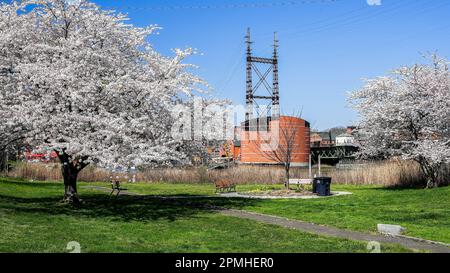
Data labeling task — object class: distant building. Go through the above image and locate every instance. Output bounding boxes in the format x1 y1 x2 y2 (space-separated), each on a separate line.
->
311 126 356 148
336 133 354 146
218 139 241 161
24 146 58 163
335 127 356 147
310 132 337 148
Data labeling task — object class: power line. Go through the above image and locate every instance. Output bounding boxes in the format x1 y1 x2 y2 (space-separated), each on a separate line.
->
250 0 419 42
102 0 342 11
376 1 450 50
214 41 245 96
273 0 435 43
279 0 416 39
256 4 369 39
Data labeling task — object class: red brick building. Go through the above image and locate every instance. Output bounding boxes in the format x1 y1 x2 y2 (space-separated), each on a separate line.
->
237 116 311 167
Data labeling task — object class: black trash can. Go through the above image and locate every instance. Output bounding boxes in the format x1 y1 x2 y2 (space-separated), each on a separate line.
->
312 179 318 194
313 177 332 196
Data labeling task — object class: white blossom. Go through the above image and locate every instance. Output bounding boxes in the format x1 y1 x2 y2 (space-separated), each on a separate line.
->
349 55 450 187
0 0 206 169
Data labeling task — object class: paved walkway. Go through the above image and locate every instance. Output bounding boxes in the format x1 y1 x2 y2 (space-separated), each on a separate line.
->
220 209 450 253
82 186 450 253
219 191 353 199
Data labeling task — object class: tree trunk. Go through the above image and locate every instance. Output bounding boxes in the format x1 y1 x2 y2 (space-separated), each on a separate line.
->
419 159 440 189
56 150 88 205
285 164 290 190
426 179 437 189
425 172 439 189
61 163 81 204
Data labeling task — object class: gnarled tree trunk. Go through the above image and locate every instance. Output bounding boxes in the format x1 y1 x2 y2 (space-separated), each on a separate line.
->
56 150 89 205
418 159 440 189
61 162 80 204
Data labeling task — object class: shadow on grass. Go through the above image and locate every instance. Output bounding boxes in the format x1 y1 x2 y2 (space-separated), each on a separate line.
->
0 179 60 187
0 193 261 223
373 184 449 191
381 184 427 190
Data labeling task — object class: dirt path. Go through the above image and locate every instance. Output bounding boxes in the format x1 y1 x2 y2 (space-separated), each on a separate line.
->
82 186 450 253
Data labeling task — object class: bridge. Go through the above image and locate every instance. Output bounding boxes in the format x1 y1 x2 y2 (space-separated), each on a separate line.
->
311 146 359 164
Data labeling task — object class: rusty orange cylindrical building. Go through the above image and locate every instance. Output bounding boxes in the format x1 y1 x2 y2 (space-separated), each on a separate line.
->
239 116 311 166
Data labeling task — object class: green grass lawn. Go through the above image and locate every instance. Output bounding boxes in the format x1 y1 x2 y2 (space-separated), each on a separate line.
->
240 185 450 244
0 178 412 253
96 180 450 244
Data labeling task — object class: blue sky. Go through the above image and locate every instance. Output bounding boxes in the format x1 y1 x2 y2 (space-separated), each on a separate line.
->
17 0 450 129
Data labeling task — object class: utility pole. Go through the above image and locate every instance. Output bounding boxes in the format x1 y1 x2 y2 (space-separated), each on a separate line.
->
272 32 280 120
245 28 253 123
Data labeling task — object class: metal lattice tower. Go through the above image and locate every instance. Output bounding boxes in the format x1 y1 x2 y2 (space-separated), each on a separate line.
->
245 28 280 124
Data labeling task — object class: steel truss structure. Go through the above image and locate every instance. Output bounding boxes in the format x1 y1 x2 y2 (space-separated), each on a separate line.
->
245 28 280 124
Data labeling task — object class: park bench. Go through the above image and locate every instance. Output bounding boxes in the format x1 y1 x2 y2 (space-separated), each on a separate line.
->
215 180 236 193
110 180 128 198
288 179 314 190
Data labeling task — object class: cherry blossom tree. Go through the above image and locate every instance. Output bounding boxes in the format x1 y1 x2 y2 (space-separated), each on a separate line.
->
0 1 32 170
349 55 450 188
0 0 205 203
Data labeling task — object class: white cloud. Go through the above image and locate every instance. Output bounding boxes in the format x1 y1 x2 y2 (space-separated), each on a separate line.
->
367 0 382 6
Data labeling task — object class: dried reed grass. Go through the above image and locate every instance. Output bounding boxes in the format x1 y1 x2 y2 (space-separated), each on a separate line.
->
3 160 448 187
